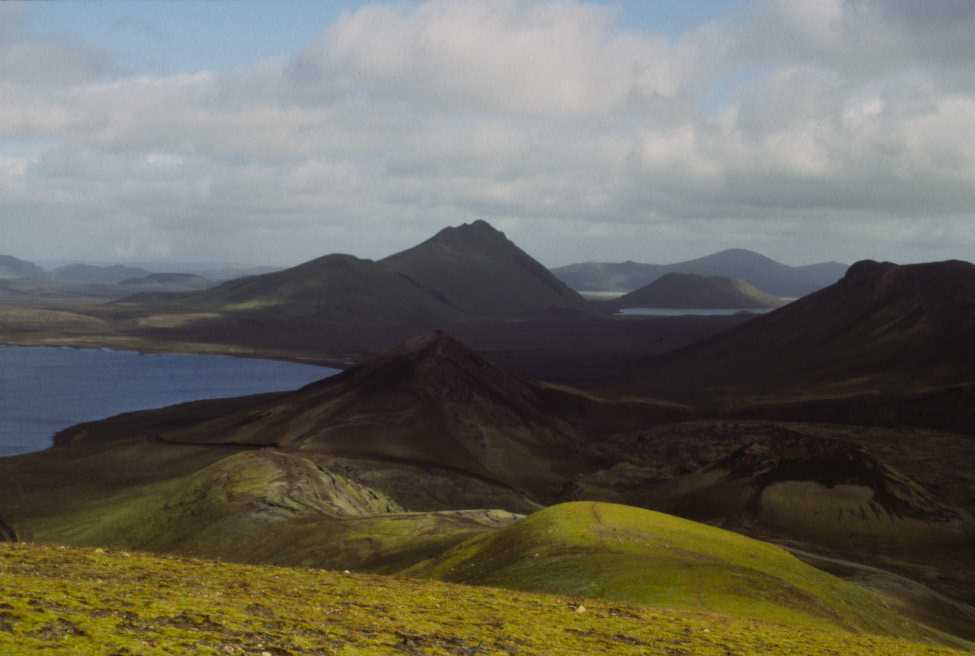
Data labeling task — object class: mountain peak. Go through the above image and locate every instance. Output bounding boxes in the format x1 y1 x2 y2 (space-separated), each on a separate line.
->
425 220 509 251
383 221 584 316
843 259 898 281
346 330 516 395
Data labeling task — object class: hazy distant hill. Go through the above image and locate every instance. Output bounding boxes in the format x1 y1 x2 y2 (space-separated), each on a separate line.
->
554 249 847 297
54 263 151 284
607 272 785 310
629 259 975 400
118 273 212 292
0 255 45 280
382 220 585 315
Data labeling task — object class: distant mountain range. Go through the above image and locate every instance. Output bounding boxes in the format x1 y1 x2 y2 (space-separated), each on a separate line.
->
605 272 786 310
53 263 152 284
553 249 848 297
0 255 45 280
142 220 582 318
118 273 212 292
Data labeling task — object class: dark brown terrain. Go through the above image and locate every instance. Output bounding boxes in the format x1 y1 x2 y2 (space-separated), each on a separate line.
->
612 260 975 430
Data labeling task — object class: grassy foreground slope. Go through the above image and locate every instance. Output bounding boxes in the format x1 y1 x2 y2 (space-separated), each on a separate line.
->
0 541 967 656
408 503 963 644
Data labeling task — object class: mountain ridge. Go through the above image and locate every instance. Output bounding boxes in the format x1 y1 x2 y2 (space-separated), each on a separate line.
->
554 248 847 297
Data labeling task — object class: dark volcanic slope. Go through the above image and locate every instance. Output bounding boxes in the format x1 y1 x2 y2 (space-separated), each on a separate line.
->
383 220 585 316
59 333 687 508
0 255 45 280
644 435 975 555
142 253 461 324
608 272 785 310
554 249 846 297
630 259 975 398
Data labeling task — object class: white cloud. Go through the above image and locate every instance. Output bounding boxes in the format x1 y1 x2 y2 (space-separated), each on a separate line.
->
1 0 974 267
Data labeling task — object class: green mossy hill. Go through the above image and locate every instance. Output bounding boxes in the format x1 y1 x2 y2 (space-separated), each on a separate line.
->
0 541 967 656
407 502 968 647
0 440 518 573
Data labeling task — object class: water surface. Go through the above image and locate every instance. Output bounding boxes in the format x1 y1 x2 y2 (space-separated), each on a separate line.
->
0 346 337 457
619 307 774 316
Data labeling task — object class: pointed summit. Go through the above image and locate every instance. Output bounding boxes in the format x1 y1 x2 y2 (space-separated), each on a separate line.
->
383 220 584 316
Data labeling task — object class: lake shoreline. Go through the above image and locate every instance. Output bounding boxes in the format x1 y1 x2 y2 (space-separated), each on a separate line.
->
0 334 353 371
0 345 338 458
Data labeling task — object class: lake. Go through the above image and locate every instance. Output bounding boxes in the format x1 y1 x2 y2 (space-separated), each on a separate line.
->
619 307 774 316
0 346 337 457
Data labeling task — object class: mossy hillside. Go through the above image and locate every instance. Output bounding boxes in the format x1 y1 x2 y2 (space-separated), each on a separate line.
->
0 541 967 656
0 443 515 572
407 502 964 645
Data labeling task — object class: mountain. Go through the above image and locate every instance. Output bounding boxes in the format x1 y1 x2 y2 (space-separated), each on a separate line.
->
110 221 596 360
626 259 975 403
165 253 462 323
382 220 585 315
554 249 847 297
54 333 685 510
53 263 151 284
0 255 45 280
118 272 212 291
130 221 584 323
606 272 785 310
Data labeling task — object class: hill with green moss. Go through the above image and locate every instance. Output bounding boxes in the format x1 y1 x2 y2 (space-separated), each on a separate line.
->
408 502 945 636
0 526 970 655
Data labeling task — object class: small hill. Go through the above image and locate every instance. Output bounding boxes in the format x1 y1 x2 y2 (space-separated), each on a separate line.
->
0 254 45 280
119 272 212 291
554 249 847 297
409 502 961 639
383 220 585 316
644 436 975 556
3 542 966 656
629 259 975 400
53 263 151 284
607 272 785 310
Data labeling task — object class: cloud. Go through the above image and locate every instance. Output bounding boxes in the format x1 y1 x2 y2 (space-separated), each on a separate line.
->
1 0 974 267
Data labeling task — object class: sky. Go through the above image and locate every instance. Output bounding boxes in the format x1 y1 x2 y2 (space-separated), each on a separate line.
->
1 0 974 268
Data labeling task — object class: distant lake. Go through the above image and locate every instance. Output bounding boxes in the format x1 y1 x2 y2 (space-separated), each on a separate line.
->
0 346 337 457
619 307 774 316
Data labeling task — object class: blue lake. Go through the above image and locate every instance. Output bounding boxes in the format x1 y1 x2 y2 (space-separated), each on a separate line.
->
619 307 774 316
0 346 338 457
